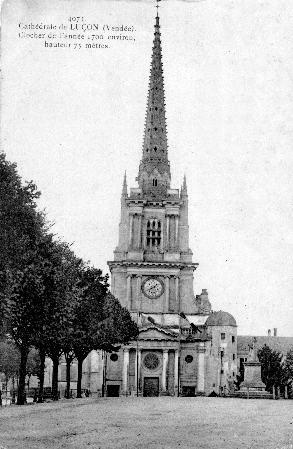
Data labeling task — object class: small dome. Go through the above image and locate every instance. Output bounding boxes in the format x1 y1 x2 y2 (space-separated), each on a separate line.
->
206 310 237 327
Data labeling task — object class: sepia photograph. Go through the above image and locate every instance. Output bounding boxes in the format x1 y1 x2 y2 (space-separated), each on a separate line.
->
1 0 293 447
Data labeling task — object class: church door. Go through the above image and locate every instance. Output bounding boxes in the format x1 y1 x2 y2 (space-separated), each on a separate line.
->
143 377 159 397
107 385 120 397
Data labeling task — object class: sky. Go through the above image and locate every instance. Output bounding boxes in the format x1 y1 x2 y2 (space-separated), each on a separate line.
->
2 0 293 336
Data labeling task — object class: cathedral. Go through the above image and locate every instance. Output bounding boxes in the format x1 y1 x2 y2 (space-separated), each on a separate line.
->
80 10 238 397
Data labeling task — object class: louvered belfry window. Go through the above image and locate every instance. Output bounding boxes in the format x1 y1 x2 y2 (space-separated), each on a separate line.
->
146 219 161 248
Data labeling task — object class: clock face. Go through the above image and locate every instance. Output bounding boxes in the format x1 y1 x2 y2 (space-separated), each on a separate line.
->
142 277 164 299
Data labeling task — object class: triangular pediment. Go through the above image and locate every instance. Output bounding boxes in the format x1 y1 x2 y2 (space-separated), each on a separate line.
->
138 325 178 341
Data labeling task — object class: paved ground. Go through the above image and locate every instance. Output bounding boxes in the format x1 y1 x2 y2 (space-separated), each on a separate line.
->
0 397 292 449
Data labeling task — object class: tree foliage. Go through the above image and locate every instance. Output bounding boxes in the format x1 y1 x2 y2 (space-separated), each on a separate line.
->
0 153 139 403
0 154 46 334
97 293 139 351
26 348 41 380
284 348 293 386
72 267 108 360
258 344 289 391
0 153 44 270
71 270 138 397
0 339 20 386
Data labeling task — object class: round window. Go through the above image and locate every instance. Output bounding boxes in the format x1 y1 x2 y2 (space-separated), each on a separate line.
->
144 353 160 370
110 353 118 362
185 355 193 364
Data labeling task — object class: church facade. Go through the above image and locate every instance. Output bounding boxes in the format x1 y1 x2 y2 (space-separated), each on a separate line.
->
81 11 238 397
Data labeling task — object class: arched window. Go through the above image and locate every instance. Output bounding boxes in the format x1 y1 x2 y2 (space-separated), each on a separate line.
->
146 218 161 248
152 178 157 186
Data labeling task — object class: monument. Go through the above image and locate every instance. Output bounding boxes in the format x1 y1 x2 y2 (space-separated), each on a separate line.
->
238 338 272 398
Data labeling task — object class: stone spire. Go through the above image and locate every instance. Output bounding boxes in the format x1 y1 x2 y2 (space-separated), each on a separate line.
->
136 10 171 198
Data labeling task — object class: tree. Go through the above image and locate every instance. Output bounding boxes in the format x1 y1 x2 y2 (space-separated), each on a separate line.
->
28 235 65 402
5 262 47 404
258 344 287 392
26 348 41 391
35 241 84 401
71 266 138 398
0 154 45 335
98 293 139 350
71 266 108 397
0 154 47 404
284 348 293 394
0 339 20 393
90 293 139 396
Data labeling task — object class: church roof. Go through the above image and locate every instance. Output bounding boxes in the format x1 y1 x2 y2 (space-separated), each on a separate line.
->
206 310 237 327
136 313 209 328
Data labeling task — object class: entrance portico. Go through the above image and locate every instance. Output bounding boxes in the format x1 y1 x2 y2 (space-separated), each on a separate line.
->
121 345 176 397
106 324 209 397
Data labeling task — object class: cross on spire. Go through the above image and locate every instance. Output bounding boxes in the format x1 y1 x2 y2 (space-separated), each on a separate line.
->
155 0 161 17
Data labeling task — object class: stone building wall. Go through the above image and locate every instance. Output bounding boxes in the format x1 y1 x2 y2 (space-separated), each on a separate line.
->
206 325 237 394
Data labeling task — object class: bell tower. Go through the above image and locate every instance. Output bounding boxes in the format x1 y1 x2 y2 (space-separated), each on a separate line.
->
108 7 207 316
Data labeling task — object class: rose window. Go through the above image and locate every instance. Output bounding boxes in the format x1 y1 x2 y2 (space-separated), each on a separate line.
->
144 353 160 370
185 355 193 364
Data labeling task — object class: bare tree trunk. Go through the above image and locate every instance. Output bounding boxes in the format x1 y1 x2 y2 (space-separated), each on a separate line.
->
52 355 59 401
12 376 15 399
77 356 84 398
38 348 46 403
17 347 28 405
65 356 72 399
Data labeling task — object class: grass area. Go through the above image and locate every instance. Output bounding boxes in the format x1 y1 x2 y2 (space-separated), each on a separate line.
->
0 397 292 449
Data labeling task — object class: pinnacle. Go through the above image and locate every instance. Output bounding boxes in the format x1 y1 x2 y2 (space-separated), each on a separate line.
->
122 171 127 196
182 174 188 196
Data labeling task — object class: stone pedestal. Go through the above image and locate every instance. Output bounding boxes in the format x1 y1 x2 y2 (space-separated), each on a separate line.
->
239 361 271 399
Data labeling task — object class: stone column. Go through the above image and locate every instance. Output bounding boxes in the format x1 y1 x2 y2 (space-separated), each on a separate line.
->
162 349 169 392
129 214 133 247
160 218 164 251
174 349 179 396
135 348 141 393
197 343 206 393
175 276 179 311
122 348 129 395
127 275 131 309
166 216 170 248
165 276 169 312
137 276 142 311
137 215 141 248
175 216 179 247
